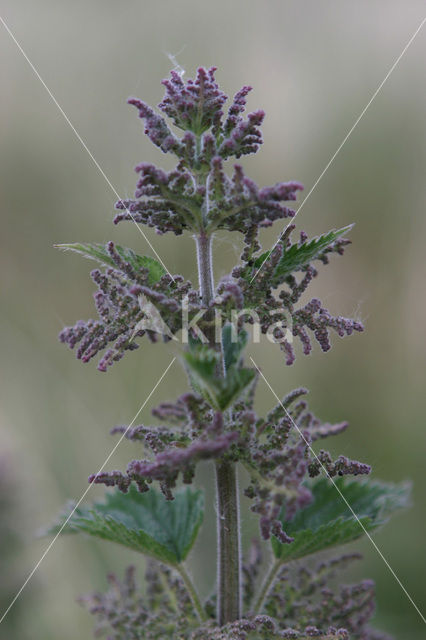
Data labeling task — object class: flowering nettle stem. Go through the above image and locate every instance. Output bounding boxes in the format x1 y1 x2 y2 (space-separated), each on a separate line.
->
195 231 242 623
55 67 408 639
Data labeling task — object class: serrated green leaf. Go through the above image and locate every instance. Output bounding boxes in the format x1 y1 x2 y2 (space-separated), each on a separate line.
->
273 224 353 279
250 225 353 280
183 345 255 411
46 486 204 565
271 477 410 562
222 324 248 371
55 242 166 285
184 347 219 407
252 250 271 270
216 368 256 410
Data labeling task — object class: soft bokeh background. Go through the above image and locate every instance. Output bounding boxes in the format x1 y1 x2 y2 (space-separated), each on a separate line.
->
1 1 425 638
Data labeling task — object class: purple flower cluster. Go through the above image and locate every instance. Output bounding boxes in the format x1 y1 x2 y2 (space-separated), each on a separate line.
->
88 378 369 545
308 451 371 479
125 430 238 500
79 563 197 639
159 67 227 134
59 242 199 371
115 163 200 235
191 617 349 639
235 388 369 542
265 554 392 640
206 161 302 235
82 554 390 640
231 224 363 366
114 67 303 237
115 159 301 237
81 561 354 639
89 395 240 499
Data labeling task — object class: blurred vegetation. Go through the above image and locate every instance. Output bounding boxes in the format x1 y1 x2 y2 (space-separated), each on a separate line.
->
0 1 425 638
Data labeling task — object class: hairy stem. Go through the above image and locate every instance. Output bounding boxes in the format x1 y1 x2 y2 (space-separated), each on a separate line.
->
215 459 241 624
253 558 281 615
195 231 214 307
195 232 242 624
176 564 207 622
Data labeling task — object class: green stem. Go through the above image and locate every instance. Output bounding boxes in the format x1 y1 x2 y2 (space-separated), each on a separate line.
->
253 558 281 615
215 459 242 624
195 231 214 307
195 232 242 625
176 564 207 622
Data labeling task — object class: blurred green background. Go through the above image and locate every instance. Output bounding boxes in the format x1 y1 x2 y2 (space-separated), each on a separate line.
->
1 1 425 638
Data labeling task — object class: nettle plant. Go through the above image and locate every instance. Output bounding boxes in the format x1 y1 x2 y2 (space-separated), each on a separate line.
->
51 67 409 639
